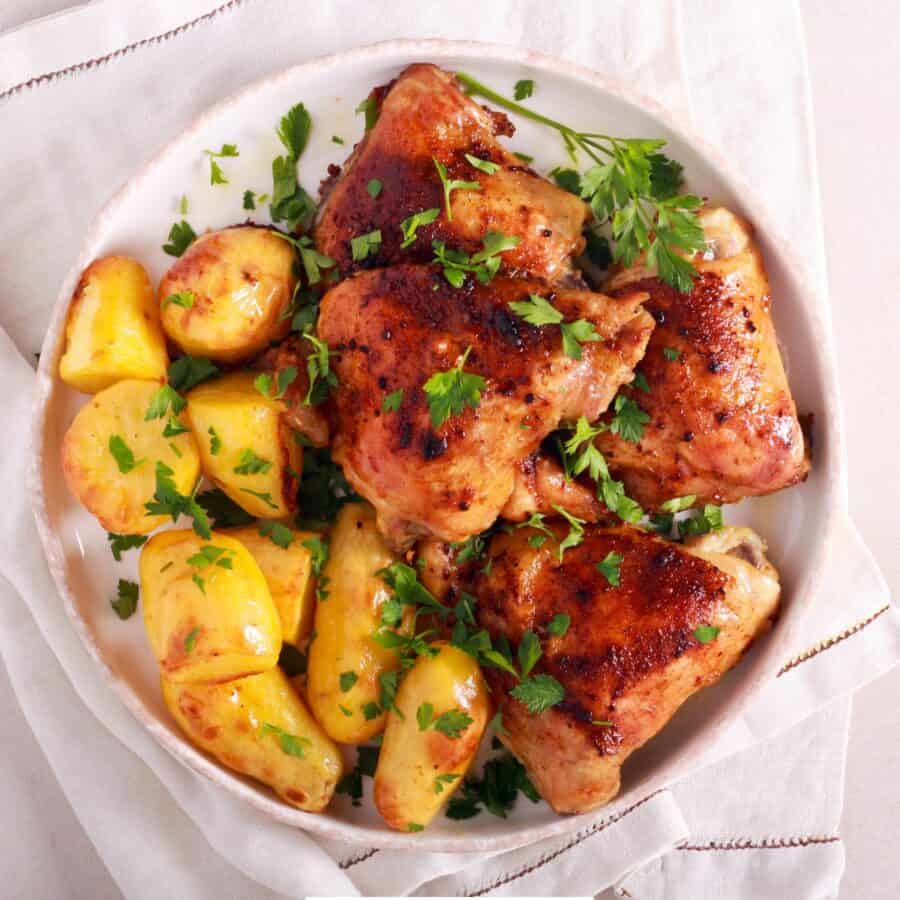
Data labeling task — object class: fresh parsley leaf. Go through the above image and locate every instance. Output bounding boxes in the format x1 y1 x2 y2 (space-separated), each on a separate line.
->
145 385 186 422
234 448 273 475
694 624 720 644
162 417 189 438
648 512 675 534
553 505 586 558
295 446 358 528
186 544 234 574
423 345 486 428
107 533 147 562
108 435 145 474
144 461 209 537
243 190 256 210
302 330 338 406
584 231 613 268
259 520 294 549
163 220 196 257
599 476 645 524
162 290 194 310
560 319 601 360
184 626 201 652
350 228 382 262
270 156 316 232
434 773 461 794
508 294 563 326
208 426 221 455
204 144 239 185
432 231 521 286
240 488 278 510
659 495 696 513
510 673 565 714
445 752 540 820
195 488 253 528
276 103 311 158
630 370 651 393
366 178 383 198
417 703 474 739
562 417 609 482
399 207 440 249
382 388 404 412
433 151 482 220
513 79 535 100
361 702 380 721
550 166 582 194
464 153 500 175
547 613 570 637
407 823 425 833
332 134 344 145
259 722 311 758
179 194 189 215
340 671 359 693
168 355 220 393
517 631 542 677
679 504 724 538
111 579 138 619
355 95 379 130
301 535 329 576
596 551 624 586
663 346 682 361
609 394 650 443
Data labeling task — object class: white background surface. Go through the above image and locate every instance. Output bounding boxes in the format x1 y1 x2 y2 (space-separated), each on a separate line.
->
0 1 897 898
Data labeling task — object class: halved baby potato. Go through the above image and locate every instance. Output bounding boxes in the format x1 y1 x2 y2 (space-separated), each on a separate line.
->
61 379 199 534
225 524 321 646
141 529 282 684
186 372 302 519
307 502 408 744
374 643 490 831
158 226 297 363
59 256 169 393
162 667 344 812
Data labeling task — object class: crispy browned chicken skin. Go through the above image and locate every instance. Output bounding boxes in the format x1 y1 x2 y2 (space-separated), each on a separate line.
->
315 64 590 282
595 207 809 509
474 522 780 813
317 265 652 549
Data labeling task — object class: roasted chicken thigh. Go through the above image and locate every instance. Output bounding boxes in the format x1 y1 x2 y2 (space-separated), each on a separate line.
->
315 64 590 282
474 522 780 813
596 207 809 509
317 265 653 549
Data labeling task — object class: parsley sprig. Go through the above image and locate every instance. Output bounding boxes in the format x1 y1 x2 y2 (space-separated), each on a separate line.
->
455 72 706 291
432 231 521 287
507 294 600 360
423 346 486 428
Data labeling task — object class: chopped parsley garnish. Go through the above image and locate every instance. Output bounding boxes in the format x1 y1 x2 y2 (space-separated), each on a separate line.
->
585 231 613 268
332 134 344 145
204 143 239 185
208 427 221 455
145 386 184 421
184 627 200 653
301 535 329 576
162 220 196 257
339 671 359 693
162 290 194 310
507 294 599 359
295 446 358 529
434 773 461 794
464 153 500 175
599 476 645 525
382 388 404 412
111 579 138 620
609 394 650 443
663 346 682 361
302 331 338 406
350 228 382 262
562 416 609 481
259 723 311 758
366 178 383 198
455 72 705 292
243 190 256 210
399 207 440 249
407 823 425 833
517 631 542 677
630 370 651 393
234 448 272 475
596 551 624 586
107 533 148 562
240 488 278 510
432 231 521 286
179 194 189 215
195 488 253 528
168 355 220 393
186 544 234 594
277 103 311 158
259 520 294 549
336 744 380 806
694 625 720 644
253 364 297 401
423 345 486 428
433 157 481 220
144 462 210 538
509 673 565 714
416 703 474 739
547 613 570 637
108 435 145 474
270 102 316 231
513 79 535 100
679 504 724 537
355 95 379 130
659 495 696 513
162 417 189 438
553 505 586 558
272 232 336 285
445 752 540 819
513 150 534 164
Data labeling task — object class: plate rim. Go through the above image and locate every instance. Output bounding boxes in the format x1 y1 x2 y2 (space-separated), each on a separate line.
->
28 37 843 852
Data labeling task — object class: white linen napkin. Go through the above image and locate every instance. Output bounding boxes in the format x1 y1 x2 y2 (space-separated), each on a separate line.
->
0 1 895 898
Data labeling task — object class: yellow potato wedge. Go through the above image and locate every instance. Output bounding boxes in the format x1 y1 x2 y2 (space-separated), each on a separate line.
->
374 643 490 831
225 525 321 646
158 226 296 363
307 503 407 744
61 379 199 534
186 372 302 519
141 530 282 684
59 256 169 393
162 667 343 811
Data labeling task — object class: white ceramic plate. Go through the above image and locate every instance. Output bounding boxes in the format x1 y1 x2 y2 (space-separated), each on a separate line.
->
29 39 841 852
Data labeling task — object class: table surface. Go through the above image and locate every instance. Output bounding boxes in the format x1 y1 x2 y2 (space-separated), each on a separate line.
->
1 2 897 898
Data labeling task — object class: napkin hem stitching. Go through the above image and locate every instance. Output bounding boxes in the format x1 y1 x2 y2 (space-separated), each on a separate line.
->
677 834 840 852
0 0 247 103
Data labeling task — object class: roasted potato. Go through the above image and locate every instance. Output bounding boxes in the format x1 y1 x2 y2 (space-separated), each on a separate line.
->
141 530 282 684
158 226 296 363
185 372 301 519
225 525 321 645
59 256 169 393
61 379 199 533
162 667 343 812
374 643 490 831
307 502 408 744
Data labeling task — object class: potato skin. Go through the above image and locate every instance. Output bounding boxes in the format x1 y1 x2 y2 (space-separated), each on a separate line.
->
374 643 490 831
162 668 343 812
186 372 302 519
307 503 407 744
59 256 169 393
159 227 296 363
61 379 199 533
141 530 282 684
225 525 320 645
